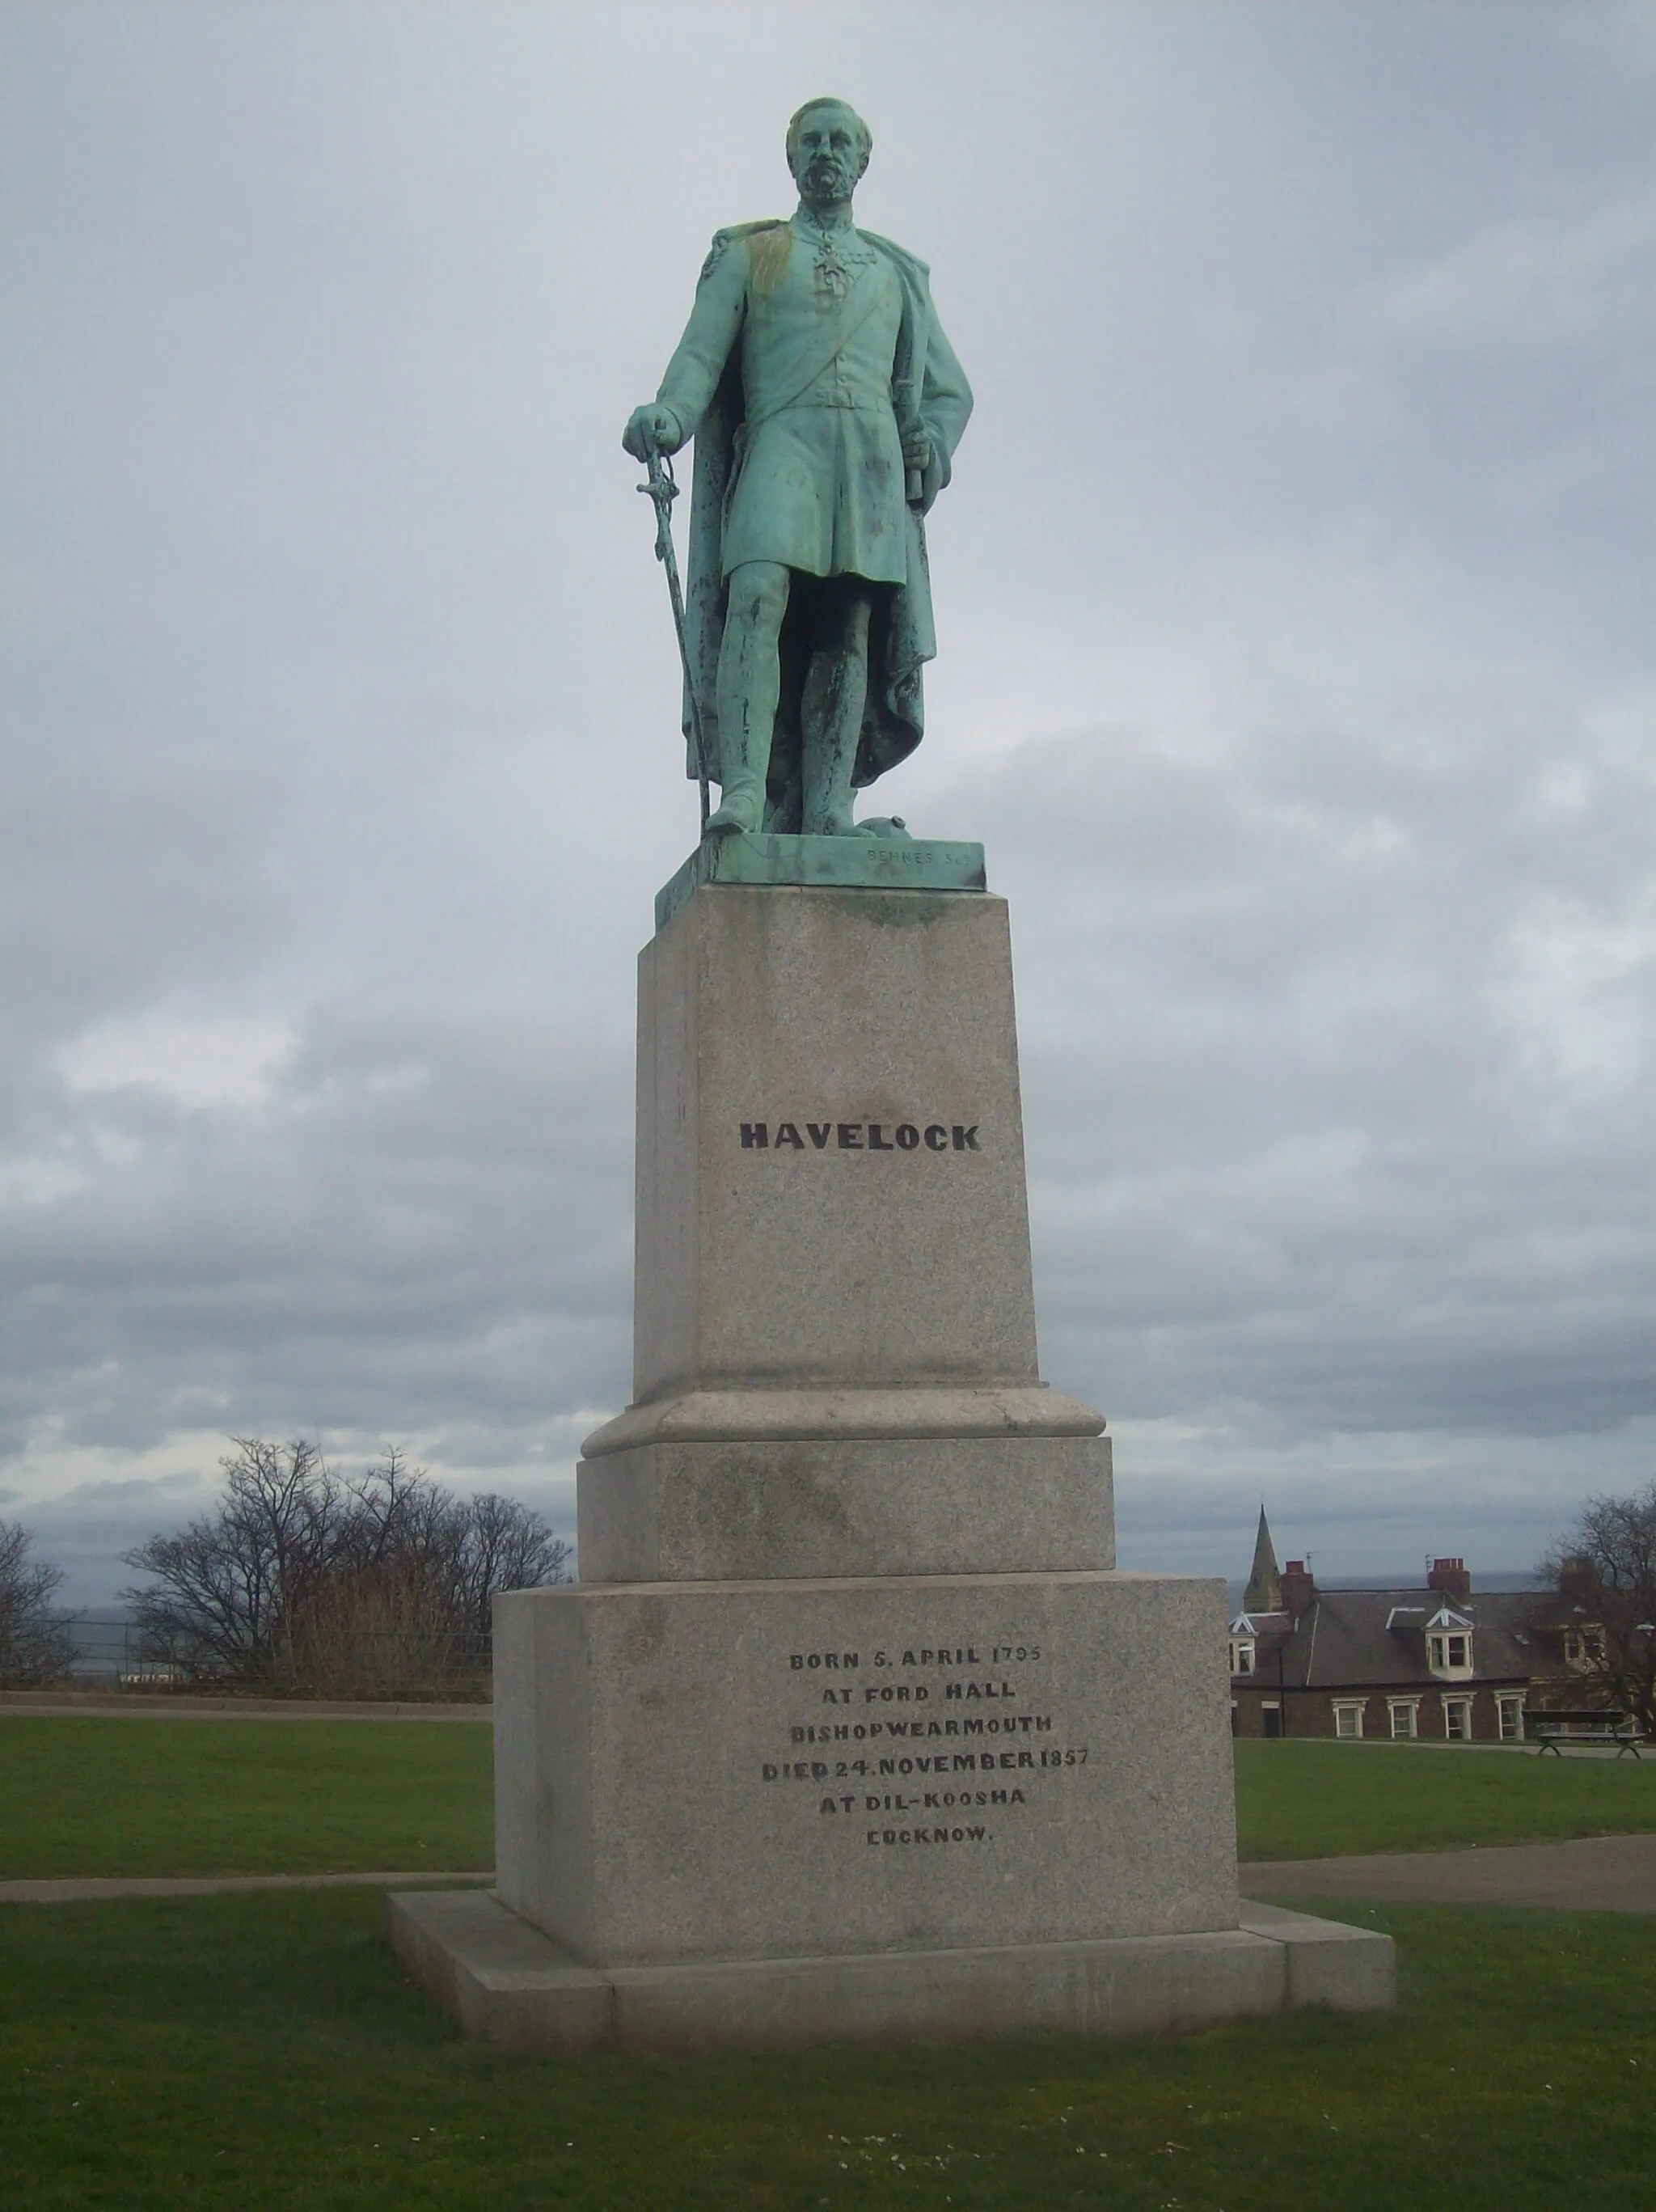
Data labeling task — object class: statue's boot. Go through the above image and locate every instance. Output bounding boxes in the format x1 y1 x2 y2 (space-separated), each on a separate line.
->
703 722 770 835
704 792 762 835
802 740 857 837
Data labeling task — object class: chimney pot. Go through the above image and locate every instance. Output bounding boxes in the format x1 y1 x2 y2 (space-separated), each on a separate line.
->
1428 1557 1472 1605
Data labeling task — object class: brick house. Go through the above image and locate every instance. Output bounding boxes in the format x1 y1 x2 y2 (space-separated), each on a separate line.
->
1227 1510 1578 1744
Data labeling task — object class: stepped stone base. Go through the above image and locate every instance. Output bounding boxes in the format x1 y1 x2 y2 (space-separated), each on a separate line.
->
388 1888 1395 2056
441 876 1400 2054
492 1572 1238 1967
578 1427 1113 1584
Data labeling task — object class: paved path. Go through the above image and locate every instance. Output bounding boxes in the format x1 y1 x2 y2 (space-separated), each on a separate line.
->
0 1694 490 1722
0 1871 494 1904
1242 1830 1656 1912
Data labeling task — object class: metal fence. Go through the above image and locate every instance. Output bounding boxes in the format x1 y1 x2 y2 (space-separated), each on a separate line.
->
55 1612 183 1686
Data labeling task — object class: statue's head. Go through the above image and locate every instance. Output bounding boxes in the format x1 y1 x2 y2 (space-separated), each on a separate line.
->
785 98 872 203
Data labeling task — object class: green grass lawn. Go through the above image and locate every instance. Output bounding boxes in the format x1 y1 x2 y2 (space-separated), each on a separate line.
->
1234 1738 1656 1862
8 1720 1656 1881
6 1725 1656 2206
0 1719 492 1878
2 1888 1652 2210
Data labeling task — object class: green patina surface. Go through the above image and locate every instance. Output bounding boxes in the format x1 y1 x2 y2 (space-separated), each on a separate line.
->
654 831 987 932
623 99 974 846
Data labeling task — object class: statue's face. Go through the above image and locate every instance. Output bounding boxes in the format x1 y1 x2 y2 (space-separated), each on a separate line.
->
788 106 868 202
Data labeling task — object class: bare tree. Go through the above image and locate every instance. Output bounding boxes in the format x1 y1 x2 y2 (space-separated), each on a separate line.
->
459 1492 572 1639
289 1557 471 1699
123 1437 571 1695
1537 1478 1656 1733
123 1437 341 1685
0 1518 75 1685
290 1447 471 1694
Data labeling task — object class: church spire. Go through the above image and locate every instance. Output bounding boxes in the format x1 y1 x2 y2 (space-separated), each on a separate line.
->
1243 1505 1282 1614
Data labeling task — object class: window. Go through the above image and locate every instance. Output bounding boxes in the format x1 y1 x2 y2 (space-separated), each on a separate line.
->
1497 1694 1524 1742
1332 1701 1365 1739
1229 1639 1256 1677
1387 1698 1422 1740
1564 1627 1606 1667
1443 1696 1472 1740
1427 1630 1473 1676
1262 1701 1283 1740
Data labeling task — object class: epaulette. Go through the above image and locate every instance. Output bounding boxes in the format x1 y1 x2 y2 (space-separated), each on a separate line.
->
700 219 787 284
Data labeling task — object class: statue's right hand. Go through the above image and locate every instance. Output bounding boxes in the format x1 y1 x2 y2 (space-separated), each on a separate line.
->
622 404 682 461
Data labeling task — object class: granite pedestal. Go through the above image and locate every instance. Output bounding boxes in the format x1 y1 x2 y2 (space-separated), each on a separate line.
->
393 856 1392 2049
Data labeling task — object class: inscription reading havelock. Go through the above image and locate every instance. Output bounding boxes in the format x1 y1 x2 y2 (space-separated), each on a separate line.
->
740 1121 981 1152
759 1639 1091 1850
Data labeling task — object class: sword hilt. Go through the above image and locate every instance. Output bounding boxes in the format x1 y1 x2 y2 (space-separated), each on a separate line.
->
639 450 679 560
640 449 678 501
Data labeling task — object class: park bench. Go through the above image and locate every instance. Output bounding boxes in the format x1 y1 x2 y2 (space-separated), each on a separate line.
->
1529 1710 1646 1758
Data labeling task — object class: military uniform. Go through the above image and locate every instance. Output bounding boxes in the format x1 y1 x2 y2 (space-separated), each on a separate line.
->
657 215 961 586
651 213 971 797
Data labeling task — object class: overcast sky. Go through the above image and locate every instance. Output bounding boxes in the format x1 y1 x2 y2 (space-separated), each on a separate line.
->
3 2 1653 1605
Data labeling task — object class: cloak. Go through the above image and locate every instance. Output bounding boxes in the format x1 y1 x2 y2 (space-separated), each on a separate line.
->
676 223 972 795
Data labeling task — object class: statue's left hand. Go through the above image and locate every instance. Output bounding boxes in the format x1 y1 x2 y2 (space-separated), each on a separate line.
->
905 432 951 515
902 426 948 514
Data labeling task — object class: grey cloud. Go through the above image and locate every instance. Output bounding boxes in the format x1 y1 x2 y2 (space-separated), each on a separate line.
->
964 661 1654 1444
1352 183 1656 351
0 745 285 1056
47 1472 207 1508
2 1008 633 1465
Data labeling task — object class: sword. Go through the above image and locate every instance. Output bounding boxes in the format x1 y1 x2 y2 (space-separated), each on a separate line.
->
638 448 711 835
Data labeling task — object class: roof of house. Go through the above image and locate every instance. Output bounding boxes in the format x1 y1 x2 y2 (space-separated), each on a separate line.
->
1231 1585 1541 1691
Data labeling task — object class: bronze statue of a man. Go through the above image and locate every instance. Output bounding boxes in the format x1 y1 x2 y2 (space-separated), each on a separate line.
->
623 98 972 837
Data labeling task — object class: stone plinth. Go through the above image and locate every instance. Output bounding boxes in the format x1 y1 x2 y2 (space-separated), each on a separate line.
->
577 1423 1113 1584
627 885 1041 1402
493 1572 1234 1969
394 871 1392 2050
579 882 1113 1583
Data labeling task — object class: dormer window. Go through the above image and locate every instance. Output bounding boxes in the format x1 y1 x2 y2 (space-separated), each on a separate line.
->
1230 1638 1256 1677
1426 1606 1475 1678
1563 1626 1605 1667
1427 1631 1472 1674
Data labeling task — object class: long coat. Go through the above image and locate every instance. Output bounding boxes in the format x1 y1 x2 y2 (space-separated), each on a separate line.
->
653 218 973 793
